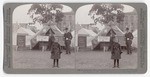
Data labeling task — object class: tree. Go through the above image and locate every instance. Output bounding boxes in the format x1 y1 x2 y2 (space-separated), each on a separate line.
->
88 4 125 24
27 4 64 25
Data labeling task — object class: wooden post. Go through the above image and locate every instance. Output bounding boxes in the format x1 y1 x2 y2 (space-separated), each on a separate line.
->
42 46 45 52
103 46 106 52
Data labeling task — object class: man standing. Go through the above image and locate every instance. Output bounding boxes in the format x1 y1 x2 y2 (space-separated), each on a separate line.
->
125 28 134 54
64 28 72 54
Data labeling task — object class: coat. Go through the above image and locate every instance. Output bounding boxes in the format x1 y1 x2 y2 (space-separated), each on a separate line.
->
111 42 122 59
64 32 72 48
64 32 72 41
51 42 62 59
125 32 134 45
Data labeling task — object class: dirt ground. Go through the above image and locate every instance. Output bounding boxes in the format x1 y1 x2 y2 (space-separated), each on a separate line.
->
13 49 137 69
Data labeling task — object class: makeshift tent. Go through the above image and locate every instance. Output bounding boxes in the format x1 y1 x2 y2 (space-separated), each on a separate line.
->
31 25 64 50
70 31 75 47
46 25 64 36
14 27 35 45
99 25 124 45
86 29 97 36
132 30 138 48
91 23 105 31
99 25 124 36
50 25 64 46
92 25 125 50
17 27 35 36
13 27 35 49
70 24 83 47
77 28 97 48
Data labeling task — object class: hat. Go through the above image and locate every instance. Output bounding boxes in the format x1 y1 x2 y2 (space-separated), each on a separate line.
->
126 27 129 30
65 28 68 30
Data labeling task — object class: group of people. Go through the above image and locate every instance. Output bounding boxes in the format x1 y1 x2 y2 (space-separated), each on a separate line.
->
110 27 134 68
49 26 134 68
48 28 72 68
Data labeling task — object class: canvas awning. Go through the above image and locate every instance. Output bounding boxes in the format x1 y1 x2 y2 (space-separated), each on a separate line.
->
17 27 35 35
98 25 124 36
78 28 97 36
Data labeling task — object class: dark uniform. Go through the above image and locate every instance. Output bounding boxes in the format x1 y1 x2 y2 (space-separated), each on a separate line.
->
64 32 72 54
125 32 134 54
51 42 62 67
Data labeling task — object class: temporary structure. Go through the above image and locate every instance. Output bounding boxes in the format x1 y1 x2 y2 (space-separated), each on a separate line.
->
92 25 125 50
70 24 82 47
77 28 97 48
17 27 35 36
70 31 75 47
31 25 64 50
99 25 125 45
13 27 35 50
50 25 64 46
13 27 35 45
132 29 138 48
49 25 64 36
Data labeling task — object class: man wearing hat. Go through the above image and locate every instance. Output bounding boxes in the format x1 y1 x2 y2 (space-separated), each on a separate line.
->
64 28 72 54
125 28 134 54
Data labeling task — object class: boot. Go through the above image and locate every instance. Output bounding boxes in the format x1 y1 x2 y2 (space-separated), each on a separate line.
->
113 59 116 68
117 59 119 68
53 59 56 68
56 59 59 68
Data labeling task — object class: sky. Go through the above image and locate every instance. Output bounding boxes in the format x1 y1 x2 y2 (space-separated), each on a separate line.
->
13 4 33 23
13 4 73 23
13 4 135 24
76 4 135 24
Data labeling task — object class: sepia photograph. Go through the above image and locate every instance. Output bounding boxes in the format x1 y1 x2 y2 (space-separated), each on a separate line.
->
12 3 138 70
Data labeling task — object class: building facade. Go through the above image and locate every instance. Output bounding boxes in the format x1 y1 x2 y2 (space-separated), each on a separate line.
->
57 11 75 32
118 9 138 32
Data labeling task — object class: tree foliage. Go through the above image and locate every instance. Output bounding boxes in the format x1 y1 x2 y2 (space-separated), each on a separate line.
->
28 4 64 24
88 4 125 24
